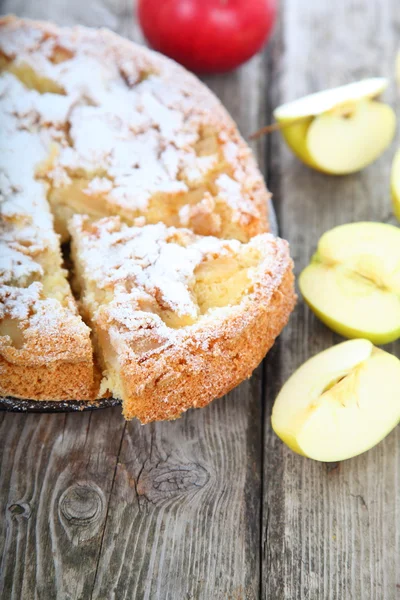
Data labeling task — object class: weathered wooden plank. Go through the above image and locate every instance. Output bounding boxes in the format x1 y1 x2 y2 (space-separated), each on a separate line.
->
0 409 127 599
0 1 268 598
263 1 400 599
91 382 262 600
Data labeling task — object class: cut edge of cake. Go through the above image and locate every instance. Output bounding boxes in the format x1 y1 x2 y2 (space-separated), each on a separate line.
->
0 70 99 401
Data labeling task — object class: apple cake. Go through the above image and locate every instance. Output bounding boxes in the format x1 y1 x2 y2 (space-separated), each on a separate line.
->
0 16 295 421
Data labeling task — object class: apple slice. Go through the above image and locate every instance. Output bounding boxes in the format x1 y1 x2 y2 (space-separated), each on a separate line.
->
271 339 400 462
299 222 400 344
274 78 396 174
391 148 400 221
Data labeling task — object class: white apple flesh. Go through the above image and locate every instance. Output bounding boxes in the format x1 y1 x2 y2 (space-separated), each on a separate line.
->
306 100 396 174
299 222 400 345
272 340 400 462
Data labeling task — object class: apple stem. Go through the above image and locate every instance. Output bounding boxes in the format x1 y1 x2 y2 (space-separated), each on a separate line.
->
249 116 308 140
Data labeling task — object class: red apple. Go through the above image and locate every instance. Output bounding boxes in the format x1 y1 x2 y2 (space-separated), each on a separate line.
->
137 0 277 73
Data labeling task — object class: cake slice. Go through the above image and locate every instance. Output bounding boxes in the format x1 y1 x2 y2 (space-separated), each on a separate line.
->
0 83 98 401
70 216 295 422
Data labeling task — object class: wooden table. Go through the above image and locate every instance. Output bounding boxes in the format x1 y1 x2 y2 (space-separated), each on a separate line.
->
1 1 399 598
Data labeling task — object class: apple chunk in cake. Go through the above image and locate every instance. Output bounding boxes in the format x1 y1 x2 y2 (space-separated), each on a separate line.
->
70 216 295 422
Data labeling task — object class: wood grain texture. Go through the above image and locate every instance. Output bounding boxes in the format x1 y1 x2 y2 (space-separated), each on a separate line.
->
0 410 126 599
0 1 267 598
263 1 400 599
90 384 262 600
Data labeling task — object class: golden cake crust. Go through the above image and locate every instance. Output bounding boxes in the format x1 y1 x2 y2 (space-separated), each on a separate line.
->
0 360 99 401
122 261 294 423
0 285 100 401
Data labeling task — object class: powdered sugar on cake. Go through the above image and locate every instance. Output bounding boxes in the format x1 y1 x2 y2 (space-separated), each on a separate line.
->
0 59 89 353
72 217 233 323
0 95 58 288
70 215 287 360
0 17 268 235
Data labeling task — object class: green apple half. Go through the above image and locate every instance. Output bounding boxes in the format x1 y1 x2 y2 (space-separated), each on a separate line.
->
299 222 400 344
391 148 400 222
272 339 400 462
274 78 396 174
